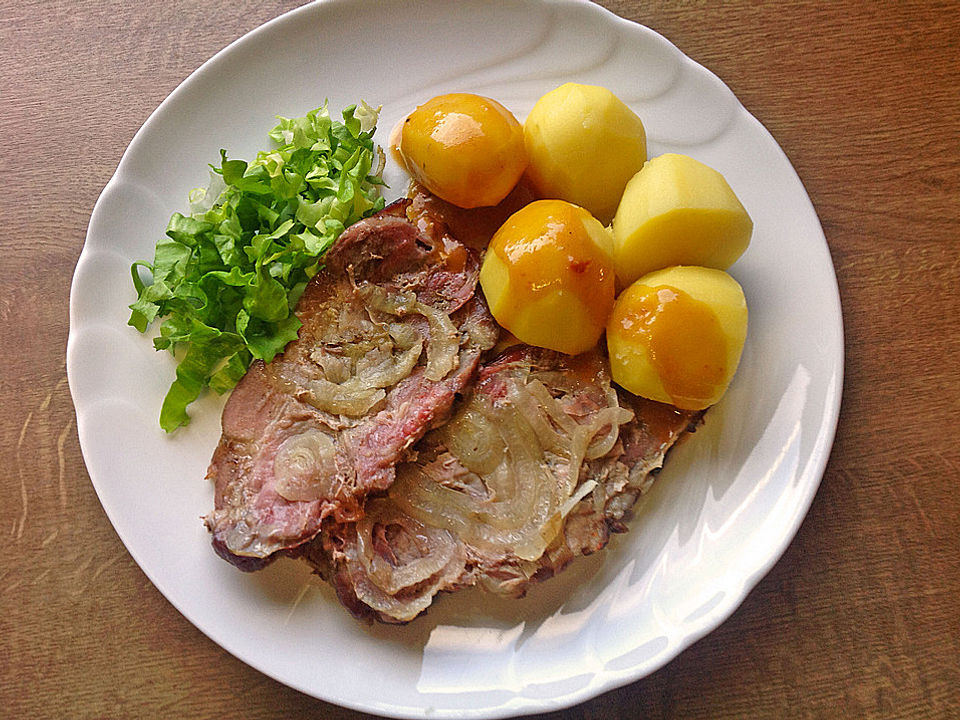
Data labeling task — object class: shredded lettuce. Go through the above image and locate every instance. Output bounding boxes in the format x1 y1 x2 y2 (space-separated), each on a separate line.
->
129 102 386 431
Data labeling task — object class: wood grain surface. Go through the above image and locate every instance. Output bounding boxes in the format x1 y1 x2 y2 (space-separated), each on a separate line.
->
2 1 958 718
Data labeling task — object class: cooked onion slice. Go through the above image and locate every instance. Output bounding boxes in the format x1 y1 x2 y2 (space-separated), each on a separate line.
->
388 359 634 562
274 428 340 501
356 499 459 594
343 499 465 621
441 407 505 476
272 282 465 417
416 299 460 381
271 280 467 417
357 283 460 379
302 339 422 416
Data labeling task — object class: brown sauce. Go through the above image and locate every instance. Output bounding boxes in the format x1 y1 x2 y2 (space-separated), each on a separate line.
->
404 179 537 252
617 284 727 410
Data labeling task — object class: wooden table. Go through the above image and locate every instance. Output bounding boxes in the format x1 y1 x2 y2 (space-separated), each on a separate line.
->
3 1 958 717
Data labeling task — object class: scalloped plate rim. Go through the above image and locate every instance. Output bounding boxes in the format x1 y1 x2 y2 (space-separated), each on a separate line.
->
67 1 843 717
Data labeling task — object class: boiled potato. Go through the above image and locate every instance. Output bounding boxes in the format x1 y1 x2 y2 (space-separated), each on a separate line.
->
480 199 615 355
611 153 753 286
606 266 747 410
397 93 526 208
523 83 646 223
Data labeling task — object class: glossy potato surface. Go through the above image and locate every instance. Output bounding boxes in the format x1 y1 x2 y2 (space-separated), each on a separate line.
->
480 199 615 355
523 83 647 223
611 153 753 286
398 93 526 208
606 266 747 410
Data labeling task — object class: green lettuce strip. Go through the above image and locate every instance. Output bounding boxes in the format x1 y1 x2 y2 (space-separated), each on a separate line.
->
129 102 386 431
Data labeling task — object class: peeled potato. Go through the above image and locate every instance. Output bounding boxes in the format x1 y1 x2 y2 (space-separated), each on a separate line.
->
397 93 526 209
606 266 747 410
523 83 647 223
480 199 615 355
611 153 753 287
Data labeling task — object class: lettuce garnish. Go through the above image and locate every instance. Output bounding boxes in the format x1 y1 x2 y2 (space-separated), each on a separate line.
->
129 102 386 431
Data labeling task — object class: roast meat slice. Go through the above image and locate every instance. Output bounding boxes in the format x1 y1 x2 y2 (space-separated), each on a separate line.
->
305 346 702 622
204 201 498 569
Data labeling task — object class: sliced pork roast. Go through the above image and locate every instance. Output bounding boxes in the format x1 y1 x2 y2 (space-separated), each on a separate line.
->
303 346 703 622
204 201 498 569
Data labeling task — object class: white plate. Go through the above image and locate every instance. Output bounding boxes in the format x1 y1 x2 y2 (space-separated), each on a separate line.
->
67 0 842 717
